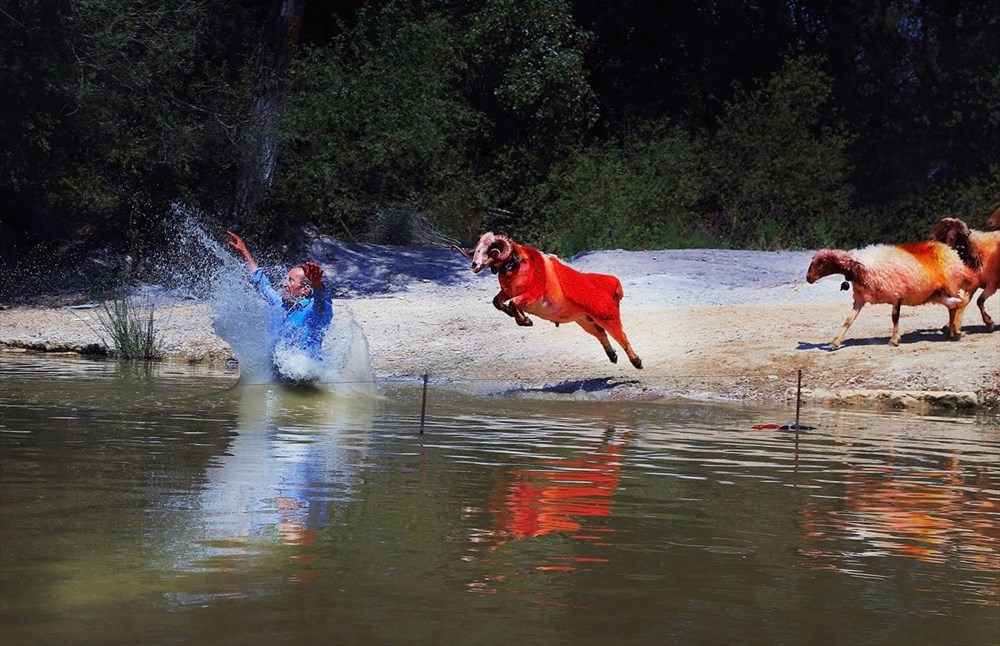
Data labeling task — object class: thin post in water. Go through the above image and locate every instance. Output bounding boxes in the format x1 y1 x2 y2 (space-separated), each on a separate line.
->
795 369 802 431
420 373 429 434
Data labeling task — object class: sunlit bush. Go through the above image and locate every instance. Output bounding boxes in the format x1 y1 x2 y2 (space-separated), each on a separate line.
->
707 55 854 249
517 122 709 256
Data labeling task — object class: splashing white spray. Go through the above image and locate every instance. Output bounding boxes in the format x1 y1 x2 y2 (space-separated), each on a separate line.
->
167 205 375 393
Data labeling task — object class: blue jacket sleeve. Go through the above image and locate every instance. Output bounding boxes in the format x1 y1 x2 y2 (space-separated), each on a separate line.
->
249 268 284 308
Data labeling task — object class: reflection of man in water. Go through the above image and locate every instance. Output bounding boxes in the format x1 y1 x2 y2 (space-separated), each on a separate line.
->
179 385 372 592
228 231 333 364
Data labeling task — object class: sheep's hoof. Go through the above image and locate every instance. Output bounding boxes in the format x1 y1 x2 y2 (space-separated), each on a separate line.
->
630 356 643 369
889 338 899 347
828 341 842 351
606 349 618 364
984 320 994 332
517 317 533 327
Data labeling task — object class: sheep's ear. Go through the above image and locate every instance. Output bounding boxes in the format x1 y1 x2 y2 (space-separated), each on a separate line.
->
846 258 863 280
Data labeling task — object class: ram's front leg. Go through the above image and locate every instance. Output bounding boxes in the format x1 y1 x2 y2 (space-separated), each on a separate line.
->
493 291 533 326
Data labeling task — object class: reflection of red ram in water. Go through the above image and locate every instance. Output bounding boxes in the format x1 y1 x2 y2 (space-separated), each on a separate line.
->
801 457 999 604
462 429 632 596
477 430 630 575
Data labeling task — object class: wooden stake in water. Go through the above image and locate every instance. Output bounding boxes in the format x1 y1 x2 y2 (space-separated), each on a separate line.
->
795 369 802 431
420 373 429 434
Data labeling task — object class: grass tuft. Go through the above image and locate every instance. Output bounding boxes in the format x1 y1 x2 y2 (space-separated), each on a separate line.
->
94 296 164 360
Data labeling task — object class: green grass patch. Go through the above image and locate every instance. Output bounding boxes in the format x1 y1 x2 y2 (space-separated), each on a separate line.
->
94 296 164 361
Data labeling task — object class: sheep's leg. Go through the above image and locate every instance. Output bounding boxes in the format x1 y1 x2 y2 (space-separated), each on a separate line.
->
945 306 962 340
596 316 643 369
952 288 972 336
492 291 533 326
937 288 973 337
977 286 995 331
940 289 971 338
576 317 618 364
890 299 902 346
831 299 864 349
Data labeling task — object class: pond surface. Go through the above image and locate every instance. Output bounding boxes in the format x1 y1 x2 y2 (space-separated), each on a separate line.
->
1 355 998 645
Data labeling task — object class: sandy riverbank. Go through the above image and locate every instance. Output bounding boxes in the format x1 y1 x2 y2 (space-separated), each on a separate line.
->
1 245 998 410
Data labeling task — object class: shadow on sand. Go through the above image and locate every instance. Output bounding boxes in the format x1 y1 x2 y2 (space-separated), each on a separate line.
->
306 236 472 296
797 326 985 352
513 377 643 395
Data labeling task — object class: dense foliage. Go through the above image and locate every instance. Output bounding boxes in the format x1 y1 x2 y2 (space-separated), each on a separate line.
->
1 0 997 260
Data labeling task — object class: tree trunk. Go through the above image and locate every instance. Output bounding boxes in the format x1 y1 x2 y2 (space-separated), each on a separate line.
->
232 0 307 226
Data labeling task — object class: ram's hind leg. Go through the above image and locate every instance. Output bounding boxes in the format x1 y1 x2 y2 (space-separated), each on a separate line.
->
596 316 643 369
576 318 618 364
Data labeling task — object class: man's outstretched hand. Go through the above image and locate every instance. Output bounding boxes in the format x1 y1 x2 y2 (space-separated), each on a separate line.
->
227 231 258 273
301 261 324 290
228 231 249 255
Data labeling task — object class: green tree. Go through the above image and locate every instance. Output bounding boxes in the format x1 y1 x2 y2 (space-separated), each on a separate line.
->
461 0 598 221
464 0 597 143
790 0 1000 226
0 0 255 256
232 0 308 228
708 55 855 248
519 121 708 255
275 1 487 242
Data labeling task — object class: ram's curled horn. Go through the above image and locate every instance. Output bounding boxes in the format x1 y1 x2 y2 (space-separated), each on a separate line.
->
450 244 473 260
490 236 513 263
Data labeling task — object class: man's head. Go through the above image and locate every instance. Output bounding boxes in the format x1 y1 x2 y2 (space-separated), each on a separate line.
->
281 266 312 303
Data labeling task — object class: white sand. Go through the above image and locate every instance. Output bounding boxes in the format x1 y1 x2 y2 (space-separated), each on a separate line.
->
2 244 998 409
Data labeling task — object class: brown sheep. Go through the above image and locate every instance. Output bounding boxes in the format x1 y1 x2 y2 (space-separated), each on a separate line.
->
930 217 1000 331
806 241 976 348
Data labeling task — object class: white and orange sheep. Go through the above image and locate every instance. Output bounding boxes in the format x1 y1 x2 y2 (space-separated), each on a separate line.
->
453 232 643 368
806 241 977 349
929 216 1000 331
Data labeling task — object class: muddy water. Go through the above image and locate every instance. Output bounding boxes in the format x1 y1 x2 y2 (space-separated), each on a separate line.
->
1 354 997 645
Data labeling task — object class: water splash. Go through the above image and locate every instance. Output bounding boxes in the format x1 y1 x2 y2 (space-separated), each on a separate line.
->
166 205 375 392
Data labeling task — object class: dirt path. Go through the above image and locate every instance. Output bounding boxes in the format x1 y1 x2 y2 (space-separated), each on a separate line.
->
2 247 997 410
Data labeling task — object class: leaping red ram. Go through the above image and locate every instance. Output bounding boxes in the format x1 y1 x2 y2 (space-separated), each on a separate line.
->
453 232 643 369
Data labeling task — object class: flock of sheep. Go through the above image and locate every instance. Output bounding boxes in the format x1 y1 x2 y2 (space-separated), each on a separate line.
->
454 209 998 365
807 209 1000 349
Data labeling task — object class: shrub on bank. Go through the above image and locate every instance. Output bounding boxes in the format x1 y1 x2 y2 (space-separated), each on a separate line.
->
95 297 164 361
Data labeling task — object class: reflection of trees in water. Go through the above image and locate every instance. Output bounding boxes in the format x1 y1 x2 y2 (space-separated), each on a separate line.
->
800 454 999 605
463 429 631 592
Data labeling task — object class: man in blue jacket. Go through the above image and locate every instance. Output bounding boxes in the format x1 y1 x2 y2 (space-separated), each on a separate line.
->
228 231 333 364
